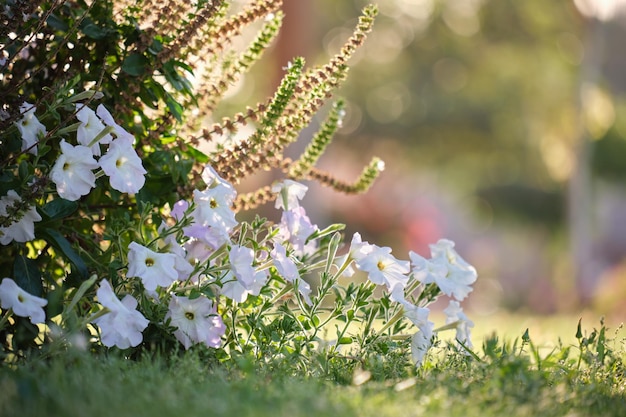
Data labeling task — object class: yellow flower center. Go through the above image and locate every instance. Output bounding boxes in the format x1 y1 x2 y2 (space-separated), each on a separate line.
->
210 198 218 209
145 258 155 267
377 260 385 271
185 312 195 320
17 294 25 303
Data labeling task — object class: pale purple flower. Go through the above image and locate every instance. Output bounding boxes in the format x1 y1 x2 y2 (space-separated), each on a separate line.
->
0 277 47 324
76 104 111 156
277 207 318 254
184 238 216 265
183 223 231 251
443 300 474 349
229 245 256 285
166 295 225 349
0 190 42 245
270 242 311 304
99 139 146 194
96 104 135 144
355 245 410 294
15 102 46 155
170 200 189 220
127 242 178 291
93 279 149 349
50 140 98 201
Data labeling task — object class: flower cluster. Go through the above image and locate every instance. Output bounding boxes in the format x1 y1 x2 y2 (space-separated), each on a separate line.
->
0 2 478 369
50 104 146 201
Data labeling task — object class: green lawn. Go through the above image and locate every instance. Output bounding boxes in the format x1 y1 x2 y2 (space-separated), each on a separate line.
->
1 315 625 417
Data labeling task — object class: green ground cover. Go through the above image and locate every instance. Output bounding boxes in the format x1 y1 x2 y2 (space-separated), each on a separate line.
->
1 317 624 417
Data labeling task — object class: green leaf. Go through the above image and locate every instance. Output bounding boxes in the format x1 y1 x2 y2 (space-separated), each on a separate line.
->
18 161 30 182
81 23 111 40
338 336 353 345
40 229 89 279
46 14 69 31
13 256 43 297
41 199 78 220
164 93 184 122
121 53 149 76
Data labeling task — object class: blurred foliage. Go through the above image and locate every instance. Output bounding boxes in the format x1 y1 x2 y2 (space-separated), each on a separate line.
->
309 0 625 227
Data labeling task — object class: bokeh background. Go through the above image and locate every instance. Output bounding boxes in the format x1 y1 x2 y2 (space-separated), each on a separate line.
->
229 0 626 326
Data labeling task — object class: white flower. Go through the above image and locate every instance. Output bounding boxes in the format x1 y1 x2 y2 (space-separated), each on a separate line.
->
159 223 194 281
401 302 434 366
409 239 477 302
201 165 236 194
271 179 308 210
127 242 178 291
220 245 263 302
15 102 46 155
411 324 434 366
76 104 112 156
93 279 149 349
96 104 135 144
50 140 98 201
166 295 225 349
443 300 474 349
0 277 47 324
221 269 268 303
0 190 42 245
191 186 237 230
270 242 311 304
355 245 410 294
99 139 146 194
348 232 375 261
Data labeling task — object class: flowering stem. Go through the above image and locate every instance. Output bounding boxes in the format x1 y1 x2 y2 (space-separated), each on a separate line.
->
377 307 405 335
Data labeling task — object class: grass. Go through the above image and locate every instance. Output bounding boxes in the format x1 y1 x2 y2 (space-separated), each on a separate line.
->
1 316 625 417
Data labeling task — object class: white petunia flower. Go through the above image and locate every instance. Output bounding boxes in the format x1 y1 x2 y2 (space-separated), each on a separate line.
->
127 242 178 291
166 295 225 349
50 140 98 201
76 104 111 156
443 300 474 350
0 277 47 324
348 232 375 262
96 104 135 144
409 240 477 301
0 190 42 245
99 139 146 194
15 102 46 155
271 179 308 210
201 164 236 194
93 279 149 349
191 186 237 229
411 324 434 366
355 245 410 295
